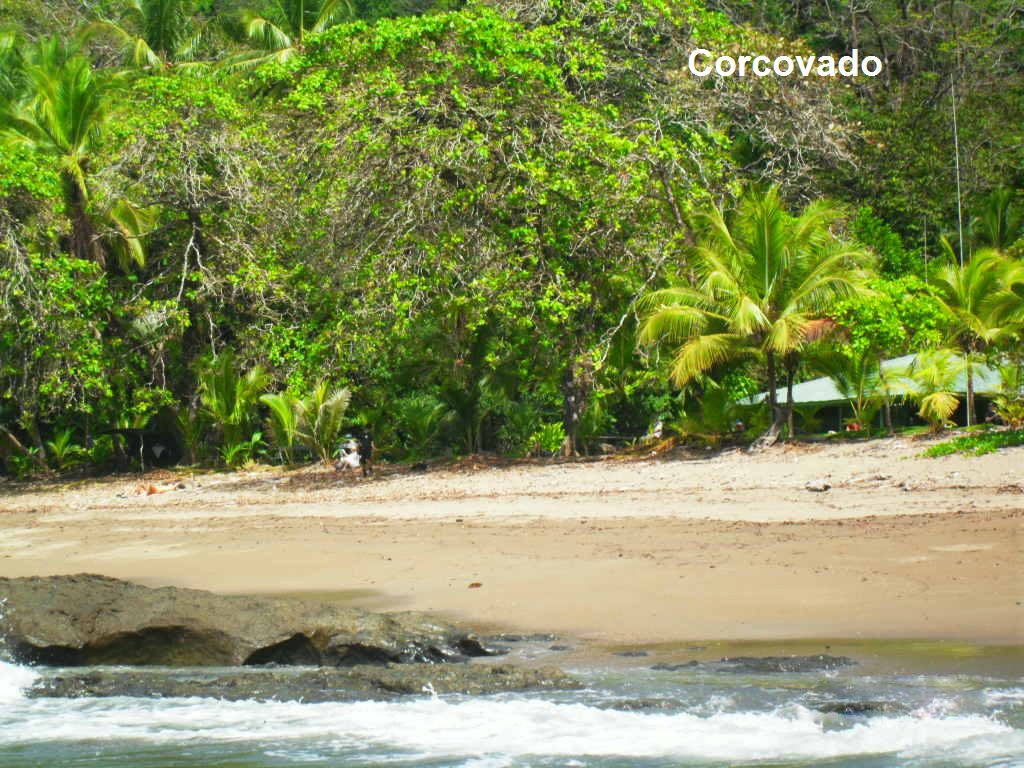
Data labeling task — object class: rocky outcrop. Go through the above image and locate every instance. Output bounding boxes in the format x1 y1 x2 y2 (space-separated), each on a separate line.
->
0 574 496 667
29 663 579 701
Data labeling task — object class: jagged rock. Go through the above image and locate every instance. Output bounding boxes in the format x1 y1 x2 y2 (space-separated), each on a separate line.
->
28 663 579 701
0 574 498 668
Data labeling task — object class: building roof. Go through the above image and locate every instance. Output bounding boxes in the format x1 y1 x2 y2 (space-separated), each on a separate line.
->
746 353 1003 406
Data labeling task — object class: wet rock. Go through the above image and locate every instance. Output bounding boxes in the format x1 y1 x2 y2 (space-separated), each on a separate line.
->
813 700 907 715
650 655 856 674
716 655 857 673
614 651 649 658
0 574 500 668
598 697 680 712
481 633 558 643
651 661 698 671
28 663 580 702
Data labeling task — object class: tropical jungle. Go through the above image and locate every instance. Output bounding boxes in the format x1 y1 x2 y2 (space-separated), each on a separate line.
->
1 0 1022 476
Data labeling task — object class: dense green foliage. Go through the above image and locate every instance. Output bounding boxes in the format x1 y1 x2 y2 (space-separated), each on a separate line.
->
0 0 1022 475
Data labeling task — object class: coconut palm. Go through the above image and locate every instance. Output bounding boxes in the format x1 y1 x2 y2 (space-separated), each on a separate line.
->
930 248 1014 426
83 0 207 72
971 187 1022 252
0 44 107 265
227 0 352 70
0 41 152 269
899 349 968 433
809 347 885 432
638 185 871 446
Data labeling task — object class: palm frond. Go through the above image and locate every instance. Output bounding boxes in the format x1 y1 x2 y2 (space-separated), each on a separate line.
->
669 333 748 386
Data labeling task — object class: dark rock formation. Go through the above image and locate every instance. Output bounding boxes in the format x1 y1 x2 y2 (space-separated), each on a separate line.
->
651 655 857 674
717 655 857 673
29 663 579 702
0 574 497 668
813 700 907 715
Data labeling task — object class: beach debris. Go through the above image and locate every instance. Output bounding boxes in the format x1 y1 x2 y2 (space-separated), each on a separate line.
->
468 582 483 589
805 479 831 492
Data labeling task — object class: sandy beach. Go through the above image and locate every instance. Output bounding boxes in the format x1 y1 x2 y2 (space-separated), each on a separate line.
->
1 436 1021 645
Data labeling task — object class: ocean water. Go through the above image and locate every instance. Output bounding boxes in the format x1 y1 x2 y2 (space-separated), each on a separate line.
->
2 652 1023 768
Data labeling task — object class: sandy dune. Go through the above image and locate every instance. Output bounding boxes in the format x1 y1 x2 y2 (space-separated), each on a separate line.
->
1 436 1021 645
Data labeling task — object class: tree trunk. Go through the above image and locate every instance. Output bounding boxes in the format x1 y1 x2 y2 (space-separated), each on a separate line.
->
785 354 797 441
751 349 783 452
966 364 975 427
64 174 104 268
561 366 581 457
24 415 51 473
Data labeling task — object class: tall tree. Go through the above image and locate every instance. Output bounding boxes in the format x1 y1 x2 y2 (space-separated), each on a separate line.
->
639 185 870 446
84 0 207 71
0 44 109 266
930 247 1016 425
228 0 352 67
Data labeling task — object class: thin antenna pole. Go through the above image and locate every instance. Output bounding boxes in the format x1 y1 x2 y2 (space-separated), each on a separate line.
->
923 217 928 283
952 79 965 267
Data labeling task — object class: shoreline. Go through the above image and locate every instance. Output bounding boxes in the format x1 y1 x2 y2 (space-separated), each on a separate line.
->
1 437 1021 647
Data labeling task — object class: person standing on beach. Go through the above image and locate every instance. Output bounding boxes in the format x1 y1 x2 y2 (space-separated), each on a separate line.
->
358 426 374 478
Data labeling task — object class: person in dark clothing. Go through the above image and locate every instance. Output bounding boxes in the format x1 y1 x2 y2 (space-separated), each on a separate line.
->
358 426 374 477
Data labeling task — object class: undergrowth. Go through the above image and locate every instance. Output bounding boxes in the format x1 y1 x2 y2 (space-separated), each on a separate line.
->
923 429 1024 457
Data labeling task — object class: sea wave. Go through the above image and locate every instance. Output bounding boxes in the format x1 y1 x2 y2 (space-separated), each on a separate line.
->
0 683 1018 764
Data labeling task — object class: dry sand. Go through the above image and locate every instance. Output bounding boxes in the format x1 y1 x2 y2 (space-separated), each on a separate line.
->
1 436 1021 645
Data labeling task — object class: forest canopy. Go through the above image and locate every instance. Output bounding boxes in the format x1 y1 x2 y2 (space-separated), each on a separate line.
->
0 0 1021 474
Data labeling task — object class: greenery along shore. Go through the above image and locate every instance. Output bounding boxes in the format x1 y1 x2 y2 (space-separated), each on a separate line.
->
0 0 1022 475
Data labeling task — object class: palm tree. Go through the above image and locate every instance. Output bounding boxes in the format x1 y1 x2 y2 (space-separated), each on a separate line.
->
83 0 207 72
199 351 270 452
228 0 352 69
809 347 885 432
638 185 870 447
0 45 108 265
971 187 1022 252
295 380 351 462
899 349 968 433
0 41 151 269
930 248 1014 426
260 391 301 463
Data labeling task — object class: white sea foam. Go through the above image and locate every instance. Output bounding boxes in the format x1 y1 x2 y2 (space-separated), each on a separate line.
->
0 661 37 704
0 691 1017 763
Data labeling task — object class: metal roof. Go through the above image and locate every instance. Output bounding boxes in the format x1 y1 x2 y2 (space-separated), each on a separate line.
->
746 353 1003 406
